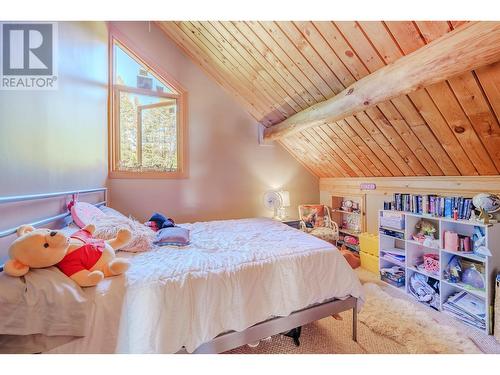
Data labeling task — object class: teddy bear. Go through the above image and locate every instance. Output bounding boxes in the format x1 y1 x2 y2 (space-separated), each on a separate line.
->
4 223 132 287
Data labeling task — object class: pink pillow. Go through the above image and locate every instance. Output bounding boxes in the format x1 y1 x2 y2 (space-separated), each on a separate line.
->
71 202 106 228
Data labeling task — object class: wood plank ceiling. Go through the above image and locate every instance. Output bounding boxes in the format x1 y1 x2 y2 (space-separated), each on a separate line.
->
157 21 500 178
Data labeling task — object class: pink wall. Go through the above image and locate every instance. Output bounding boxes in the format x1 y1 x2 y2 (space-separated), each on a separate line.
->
107 22 319 222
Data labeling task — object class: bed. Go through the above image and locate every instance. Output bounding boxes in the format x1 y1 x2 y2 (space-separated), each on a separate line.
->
0 189 364 354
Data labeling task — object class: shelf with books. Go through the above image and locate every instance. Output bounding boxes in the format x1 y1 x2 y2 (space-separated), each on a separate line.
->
441 279 486 299
382 210 489 227
378 208 500 335
441 284 487 333
385 193 475 221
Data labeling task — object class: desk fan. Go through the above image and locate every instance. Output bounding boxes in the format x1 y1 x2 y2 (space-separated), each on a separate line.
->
263 191 284 220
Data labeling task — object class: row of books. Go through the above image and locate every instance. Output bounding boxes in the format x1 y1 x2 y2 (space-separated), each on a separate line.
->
442 291 486 330
384 194 474 220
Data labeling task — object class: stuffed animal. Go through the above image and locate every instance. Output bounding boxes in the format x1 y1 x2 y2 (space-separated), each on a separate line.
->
4 224 132 287
415 219 437 238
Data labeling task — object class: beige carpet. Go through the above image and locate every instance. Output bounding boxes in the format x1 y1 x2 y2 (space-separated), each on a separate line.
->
225 268 500 354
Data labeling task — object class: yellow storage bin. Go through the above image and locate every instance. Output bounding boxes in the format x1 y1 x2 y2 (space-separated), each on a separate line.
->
359 232 379 257
360 251 379 274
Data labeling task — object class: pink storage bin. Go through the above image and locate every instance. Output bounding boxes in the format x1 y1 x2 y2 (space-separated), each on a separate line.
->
423 253 439 274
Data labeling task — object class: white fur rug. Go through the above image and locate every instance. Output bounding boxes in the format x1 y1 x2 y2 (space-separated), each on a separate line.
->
359 283 481 354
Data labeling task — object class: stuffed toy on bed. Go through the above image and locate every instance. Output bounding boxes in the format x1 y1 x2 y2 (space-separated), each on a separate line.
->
4 224 132 287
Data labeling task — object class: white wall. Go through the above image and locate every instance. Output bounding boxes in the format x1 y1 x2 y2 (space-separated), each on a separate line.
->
107 22 319 222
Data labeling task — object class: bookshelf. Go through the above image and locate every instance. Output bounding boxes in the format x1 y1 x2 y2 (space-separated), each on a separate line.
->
331 194 365 252
378 209 500 335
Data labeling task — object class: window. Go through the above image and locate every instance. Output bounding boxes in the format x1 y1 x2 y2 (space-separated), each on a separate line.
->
109 35 187 178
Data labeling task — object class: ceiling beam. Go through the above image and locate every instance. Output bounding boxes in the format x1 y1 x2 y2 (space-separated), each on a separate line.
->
263 21 500 140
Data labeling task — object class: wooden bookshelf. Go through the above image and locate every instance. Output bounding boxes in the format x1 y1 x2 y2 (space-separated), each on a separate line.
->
331 194 365 235
378 209 500 335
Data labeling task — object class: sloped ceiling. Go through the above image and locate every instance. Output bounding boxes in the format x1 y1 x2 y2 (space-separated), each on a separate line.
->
157 21 500 178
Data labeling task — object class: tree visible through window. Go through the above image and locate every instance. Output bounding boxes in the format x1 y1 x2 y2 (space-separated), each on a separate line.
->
110 38 186 177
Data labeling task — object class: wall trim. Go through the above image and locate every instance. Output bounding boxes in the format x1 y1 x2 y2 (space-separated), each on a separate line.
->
320 176 500 196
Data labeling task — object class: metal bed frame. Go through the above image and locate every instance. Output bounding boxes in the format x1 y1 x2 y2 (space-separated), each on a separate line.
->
0 187 358 353
0 188 107 271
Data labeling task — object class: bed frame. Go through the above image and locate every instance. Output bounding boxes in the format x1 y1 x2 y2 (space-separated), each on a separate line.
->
0 188 359 354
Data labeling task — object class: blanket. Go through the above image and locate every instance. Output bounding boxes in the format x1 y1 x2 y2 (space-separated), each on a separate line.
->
0 267 91 353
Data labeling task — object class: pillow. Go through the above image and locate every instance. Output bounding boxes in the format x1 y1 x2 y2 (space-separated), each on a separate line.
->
91 215 156 252
71 201 106 228
301 205 325 228
155 227 190 247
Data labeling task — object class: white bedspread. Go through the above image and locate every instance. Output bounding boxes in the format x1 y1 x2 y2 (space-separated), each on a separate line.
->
48 218 364 354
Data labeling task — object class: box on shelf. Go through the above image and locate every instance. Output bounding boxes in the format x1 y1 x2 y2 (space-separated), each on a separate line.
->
359 232 378 256
380 266 405 288
380 211 405 230
423 253 440 274
360 251 378 274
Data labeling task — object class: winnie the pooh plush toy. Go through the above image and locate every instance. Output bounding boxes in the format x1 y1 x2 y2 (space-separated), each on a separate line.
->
4 224 132 287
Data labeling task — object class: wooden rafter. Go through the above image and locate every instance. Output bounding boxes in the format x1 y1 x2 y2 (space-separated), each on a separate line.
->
263 22 500 140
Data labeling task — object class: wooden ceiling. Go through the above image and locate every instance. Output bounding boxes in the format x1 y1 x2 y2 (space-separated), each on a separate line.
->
158 21 500 178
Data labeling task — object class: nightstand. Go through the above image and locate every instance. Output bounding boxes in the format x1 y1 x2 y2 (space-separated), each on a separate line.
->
281 220 301 229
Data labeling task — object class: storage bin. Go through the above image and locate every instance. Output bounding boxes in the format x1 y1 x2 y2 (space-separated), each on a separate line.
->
380 212 405 230
423 253 440 274
360 251 379 274
359 232 379 257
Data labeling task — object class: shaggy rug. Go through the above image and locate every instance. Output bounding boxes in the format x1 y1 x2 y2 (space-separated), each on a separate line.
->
226 282 482 354
359 283 480 353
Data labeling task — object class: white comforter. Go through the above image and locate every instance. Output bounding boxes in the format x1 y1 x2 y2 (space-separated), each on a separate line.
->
48 218 364 354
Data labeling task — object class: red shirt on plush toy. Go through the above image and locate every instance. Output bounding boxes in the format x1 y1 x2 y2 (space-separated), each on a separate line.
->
57 228 106 278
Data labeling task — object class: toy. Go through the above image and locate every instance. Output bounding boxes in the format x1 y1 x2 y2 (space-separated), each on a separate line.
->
144 212 175 232
4 224 132 287
415 219 436 238
413 219 439 248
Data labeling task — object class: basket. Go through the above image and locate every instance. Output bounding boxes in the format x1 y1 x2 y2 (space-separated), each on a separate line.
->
423 253 440 274
380 212 405 230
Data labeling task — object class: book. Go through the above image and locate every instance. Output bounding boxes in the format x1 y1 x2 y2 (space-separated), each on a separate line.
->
444 197 453 218
390 193 475 220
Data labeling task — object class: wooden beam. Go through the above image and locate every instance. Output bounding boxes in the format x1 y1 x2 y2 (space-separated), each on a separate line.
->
264 21 500 140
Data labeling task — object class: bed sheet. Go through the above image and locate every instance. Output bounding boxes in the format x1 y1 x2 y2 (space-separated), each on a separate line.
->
47 218 364 353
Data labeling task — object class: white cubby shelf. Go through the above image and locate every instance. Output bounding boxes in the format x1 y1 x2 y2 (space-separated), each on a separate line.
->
378 209 500 335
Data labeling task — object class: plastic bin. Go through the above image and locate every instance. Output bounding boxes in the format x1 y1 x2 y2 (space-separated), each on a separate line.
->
360 251 379 274
359 233 379 257
380 212 405 230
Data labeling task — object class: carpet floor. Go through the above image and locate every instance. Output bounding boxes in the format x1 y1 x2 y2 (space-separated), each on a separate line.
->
225 268 500 354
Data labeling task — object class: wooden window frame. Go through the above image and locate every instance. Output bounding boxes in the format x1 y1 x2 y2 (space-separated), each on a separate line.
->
108 26 188 179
